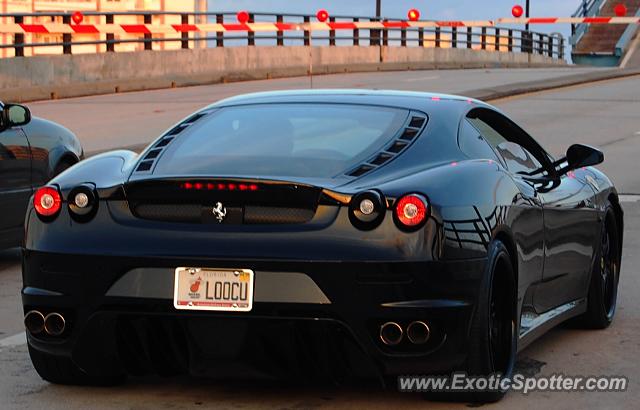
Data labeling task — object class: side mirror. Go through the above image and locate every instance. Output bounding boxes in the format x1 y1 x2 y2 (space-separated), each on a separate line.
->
1 104 31 129
566 144 604 170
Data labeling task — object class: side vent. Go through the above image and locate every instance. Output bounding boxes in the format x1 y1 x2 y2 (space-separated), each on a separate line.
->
409 116 426 128
136 161 154 172
144 149 162 160
134 111 211 173
347 112 428 178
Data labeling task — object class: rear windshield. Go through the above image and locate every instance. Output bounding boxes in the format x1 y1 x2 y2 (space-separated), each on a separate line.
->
153 103 409 178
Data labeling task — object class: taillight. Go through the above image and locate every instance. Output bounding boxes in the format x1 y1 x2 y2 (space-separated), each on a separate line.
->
349 191 386 230
68 184 98 222
34 186 62 218
394 193 429 231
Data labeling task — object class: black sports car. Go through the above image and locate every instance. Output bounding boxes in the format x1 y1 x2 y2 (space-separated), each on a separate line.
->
0 101 83 249
22 90 622 401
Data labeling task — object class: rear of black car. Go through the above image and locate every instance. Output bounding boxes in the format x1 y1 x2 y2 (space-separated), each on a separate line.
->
22 97 484 385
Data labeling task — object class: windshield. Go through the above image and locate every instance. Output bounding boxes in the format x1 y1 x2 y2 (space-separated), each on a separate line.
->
153 103 409 178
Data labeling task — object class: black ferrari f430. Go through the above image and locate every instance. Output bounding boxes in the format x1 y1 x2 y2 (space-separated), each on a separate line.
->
22 91 623 401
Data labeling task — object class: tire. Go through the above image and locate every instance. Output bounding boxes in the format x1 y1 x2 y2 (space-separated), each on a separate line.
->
572 204 621 329
425 241 517 403
28 344 124 386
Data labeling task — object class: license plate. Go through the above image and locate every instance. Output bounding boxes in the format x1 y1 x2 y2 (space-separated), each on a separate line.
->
173 267 254 312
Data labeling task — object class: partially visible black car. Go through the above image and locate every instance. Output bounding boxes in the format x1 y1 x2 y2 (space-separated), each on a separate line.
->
0 102 83 249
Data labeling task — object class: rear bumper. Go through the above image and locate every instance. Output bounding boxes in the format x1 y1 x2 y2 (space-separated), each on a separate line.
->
23 250 486 381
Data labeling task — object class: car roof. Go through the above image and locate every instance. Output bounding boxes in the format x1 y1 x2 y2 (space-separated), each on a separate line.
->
207 89 490 114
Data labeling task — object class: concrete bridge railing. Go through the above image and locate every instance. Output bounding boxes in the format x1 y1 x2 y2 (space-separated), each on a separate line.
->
0 11 566 102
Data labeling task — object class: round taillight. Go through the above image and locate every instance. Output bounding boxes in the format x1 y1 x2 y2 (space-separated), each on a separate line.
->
394 194 429 230
68 184 98 222
349 191 386 230
34 186 62 218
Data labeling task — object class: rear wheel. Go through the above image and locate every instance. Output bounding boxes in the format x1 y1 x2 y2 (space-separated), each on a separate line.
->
28 344 124 386
425 241 517 403
572 205 620 329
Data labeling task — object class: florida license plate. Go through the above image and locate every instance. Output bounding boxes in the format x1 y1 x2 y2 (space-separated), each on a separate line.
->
173 267 254 312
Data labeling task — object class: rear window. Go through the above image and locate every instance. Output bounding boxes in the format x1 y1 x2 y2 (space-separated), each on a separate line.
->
153 103 409 178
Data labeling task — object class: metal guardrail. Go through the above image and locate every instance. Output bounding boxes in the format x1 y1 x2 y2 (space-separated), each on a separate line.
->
0 11 564 60
570 0 607 45
616 7 640 57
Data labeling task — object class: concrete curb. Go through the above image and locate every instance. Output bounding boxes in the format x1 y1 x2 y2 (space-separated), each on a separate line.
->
467 68 640 101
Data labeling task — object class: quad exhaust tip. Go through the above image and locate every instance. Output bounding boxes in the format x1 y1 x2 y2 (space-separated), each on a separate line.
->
379 322 403 346
24 311 66 336
24 311 45 335
44 313 66 336
406 321 430 345
379 321 431 346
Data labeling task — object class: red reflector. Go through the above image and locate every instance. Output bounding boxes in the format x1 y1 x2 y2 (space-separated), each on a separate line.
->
250 184 258 191
194 183 204 190
183 182 193 190
394 194 428 228
34 186 62 217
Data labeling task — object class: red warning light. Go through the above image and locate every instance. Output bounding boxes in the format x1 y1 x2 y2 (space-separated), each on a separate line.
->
408 9 421 22
316 9 329 22
236 10 250 24
71 11 84 25
614 4 627 17
512 5 524 18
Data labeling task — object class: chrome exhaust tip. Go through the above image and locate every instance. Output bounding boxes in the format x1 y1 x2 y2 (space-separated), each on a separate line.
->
407 321 430 345
44 313 66 336
379 322 403 346
24 311 45 335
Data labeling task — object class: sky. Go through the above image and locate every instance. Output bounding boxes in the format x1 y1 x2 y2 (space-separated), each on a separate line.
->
208 0 579 56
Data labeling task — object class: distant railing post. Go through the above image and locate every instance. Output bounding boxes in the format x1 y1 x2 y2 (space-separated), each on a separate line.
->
62 15 72 54
329 17 336 46
248 14 255 46
559 36 565 59
452 27 457 48
494 28 500 51
521 31 532 53
106 15 115 52
382 20 388 46
303 16 310 46
435 27 441 48
181 14 189 49
370 18 380 46
508 29 513 52
467 27 472 48
548 36 553 57
538 33 543 55
216 14 224 47
401 22 407 47
481 27 487 50
418 27 424 47
143 14 152 50
353 17 359 46
276 15 284 46
13 16 24 57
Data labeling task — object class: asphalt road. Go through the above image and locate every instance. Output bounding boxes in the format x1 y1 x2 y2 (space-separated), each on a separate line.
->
26 67 605 154
1 70 640 409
